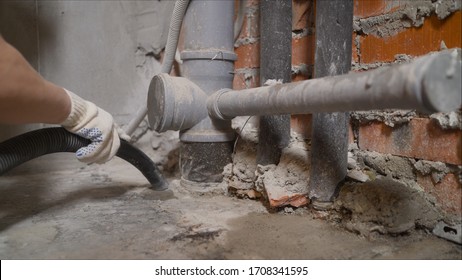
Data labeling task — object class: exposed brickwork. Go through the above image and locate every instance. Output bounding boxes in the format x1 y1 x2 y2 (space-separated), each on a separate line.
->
290 0 315 137
235 42 260 69
358 12 462 64
267 192 309 208
233 0 260 90
417 173 462 216
358 118 462 165
291 114 312 138
349 0 462 217
233 68 260 90
236 6 260 42
292 0 313 31
233 0 462 214
348 123 355 145
353 0 400 18
291 34 314 80
291 116 355 144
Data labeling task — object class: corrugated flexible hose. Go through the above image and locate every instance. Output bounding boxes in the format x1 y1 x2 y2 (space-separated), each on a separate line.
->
0 127 168 190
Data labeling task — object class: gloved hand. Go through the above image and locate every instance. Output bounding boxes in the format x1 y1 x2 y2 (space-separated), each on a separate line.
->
60 89 126 164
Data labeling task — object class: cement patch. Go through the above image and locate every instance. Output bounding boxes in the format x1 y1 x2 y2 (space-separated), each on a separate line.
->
333 176 442 236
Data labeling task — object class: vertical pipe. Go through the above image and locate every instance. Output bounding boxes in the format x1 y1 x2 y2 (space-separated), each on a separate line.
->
258 0 292 165
179 0 236 184
309 0 353 205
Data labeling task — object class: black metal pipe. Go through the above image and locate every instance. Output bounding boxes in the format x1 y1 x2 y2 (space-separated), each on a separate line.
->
258 0 292 165
0 127 168 190
309 0 353 204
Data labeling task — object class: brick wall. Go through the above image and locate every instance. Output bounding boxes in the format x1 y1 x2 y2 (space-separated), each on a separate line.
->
233 0 461 216
352 0 462 216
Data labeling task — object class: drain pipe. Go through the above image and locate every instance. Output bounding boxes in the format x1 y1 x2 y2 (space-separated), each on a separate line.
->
207 50 461 118
146 50 460 187
176 0 236 185
144 3 460 187
257 0 292 165
309 0 353 206
148 51 461 138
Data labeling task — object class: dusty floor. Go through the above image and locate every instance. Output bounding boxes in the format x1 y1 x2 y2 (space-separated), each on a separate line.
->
0 136 461 260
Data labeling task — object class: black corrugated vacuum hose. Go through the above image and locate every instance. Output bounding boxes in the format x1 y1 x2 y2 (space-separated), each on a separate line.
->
0 127 167 190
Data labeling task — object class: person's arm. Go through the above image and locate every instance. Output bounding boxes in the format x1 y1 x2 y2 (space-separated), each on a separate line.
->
0 36 125 164
0 36 71 124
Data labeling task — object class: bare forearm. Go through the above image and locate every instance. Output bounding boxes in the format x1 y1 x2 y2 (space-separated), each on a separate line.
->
0 36 71 124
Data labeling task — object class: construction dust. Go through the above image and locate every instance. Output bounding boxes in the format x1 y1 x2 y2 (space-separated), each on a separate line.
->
0 127 461 259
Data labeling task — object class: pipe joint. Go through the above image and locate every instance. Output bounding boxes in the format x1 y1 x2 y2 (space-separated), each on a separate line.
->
207 88 233 120
146 74 235 142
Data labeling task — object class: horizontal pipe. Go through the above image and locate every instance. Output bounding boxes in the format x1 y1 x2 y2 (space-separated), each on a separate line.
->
208 50 461 119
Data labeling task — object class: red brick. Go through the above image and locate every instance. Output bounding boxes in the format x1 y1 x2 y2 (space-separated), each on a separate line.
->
358 118 462 165
348 122 355 145
245 0 259 8
292 0 314 31
291 73 309 82
352 34 359 64
359 11 462 63
236 6 260 40
353 0 401 18
233 70 260 90
417 173 462 216
292 34 314 67
268 193 310 208
354 0 385 18
235 42 260 69
290 115 355 142
291 114 312 139
290 33 312 142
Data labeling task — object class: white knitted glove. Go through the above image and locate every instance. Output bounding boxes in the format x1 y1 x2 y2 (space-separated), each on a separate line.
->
61 89 122 164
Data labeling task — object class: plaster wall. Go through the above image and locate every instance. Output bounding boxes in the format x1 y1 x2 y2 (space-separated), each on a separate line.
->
0 0 174 141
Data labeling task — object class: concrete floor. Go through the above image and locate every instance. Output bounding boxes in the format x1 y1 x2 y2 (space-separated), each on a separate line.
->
0 139 461 260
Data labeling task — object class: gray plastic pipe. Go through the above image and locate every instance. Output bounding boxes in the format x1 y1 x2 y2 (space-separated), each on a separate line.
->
178 0 236 184
125 0 190 136
207 50 462 119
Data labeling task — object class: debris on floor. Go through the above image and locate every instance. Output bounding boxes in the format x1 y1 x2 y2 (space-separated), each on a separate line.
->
0 130 461 259
254 137 310 208
433 221 462 244
332 176 442 236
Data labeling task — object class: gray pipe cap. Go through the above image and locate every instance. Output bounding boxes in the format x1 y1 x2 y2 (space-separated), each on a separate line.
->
147 73 208 132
